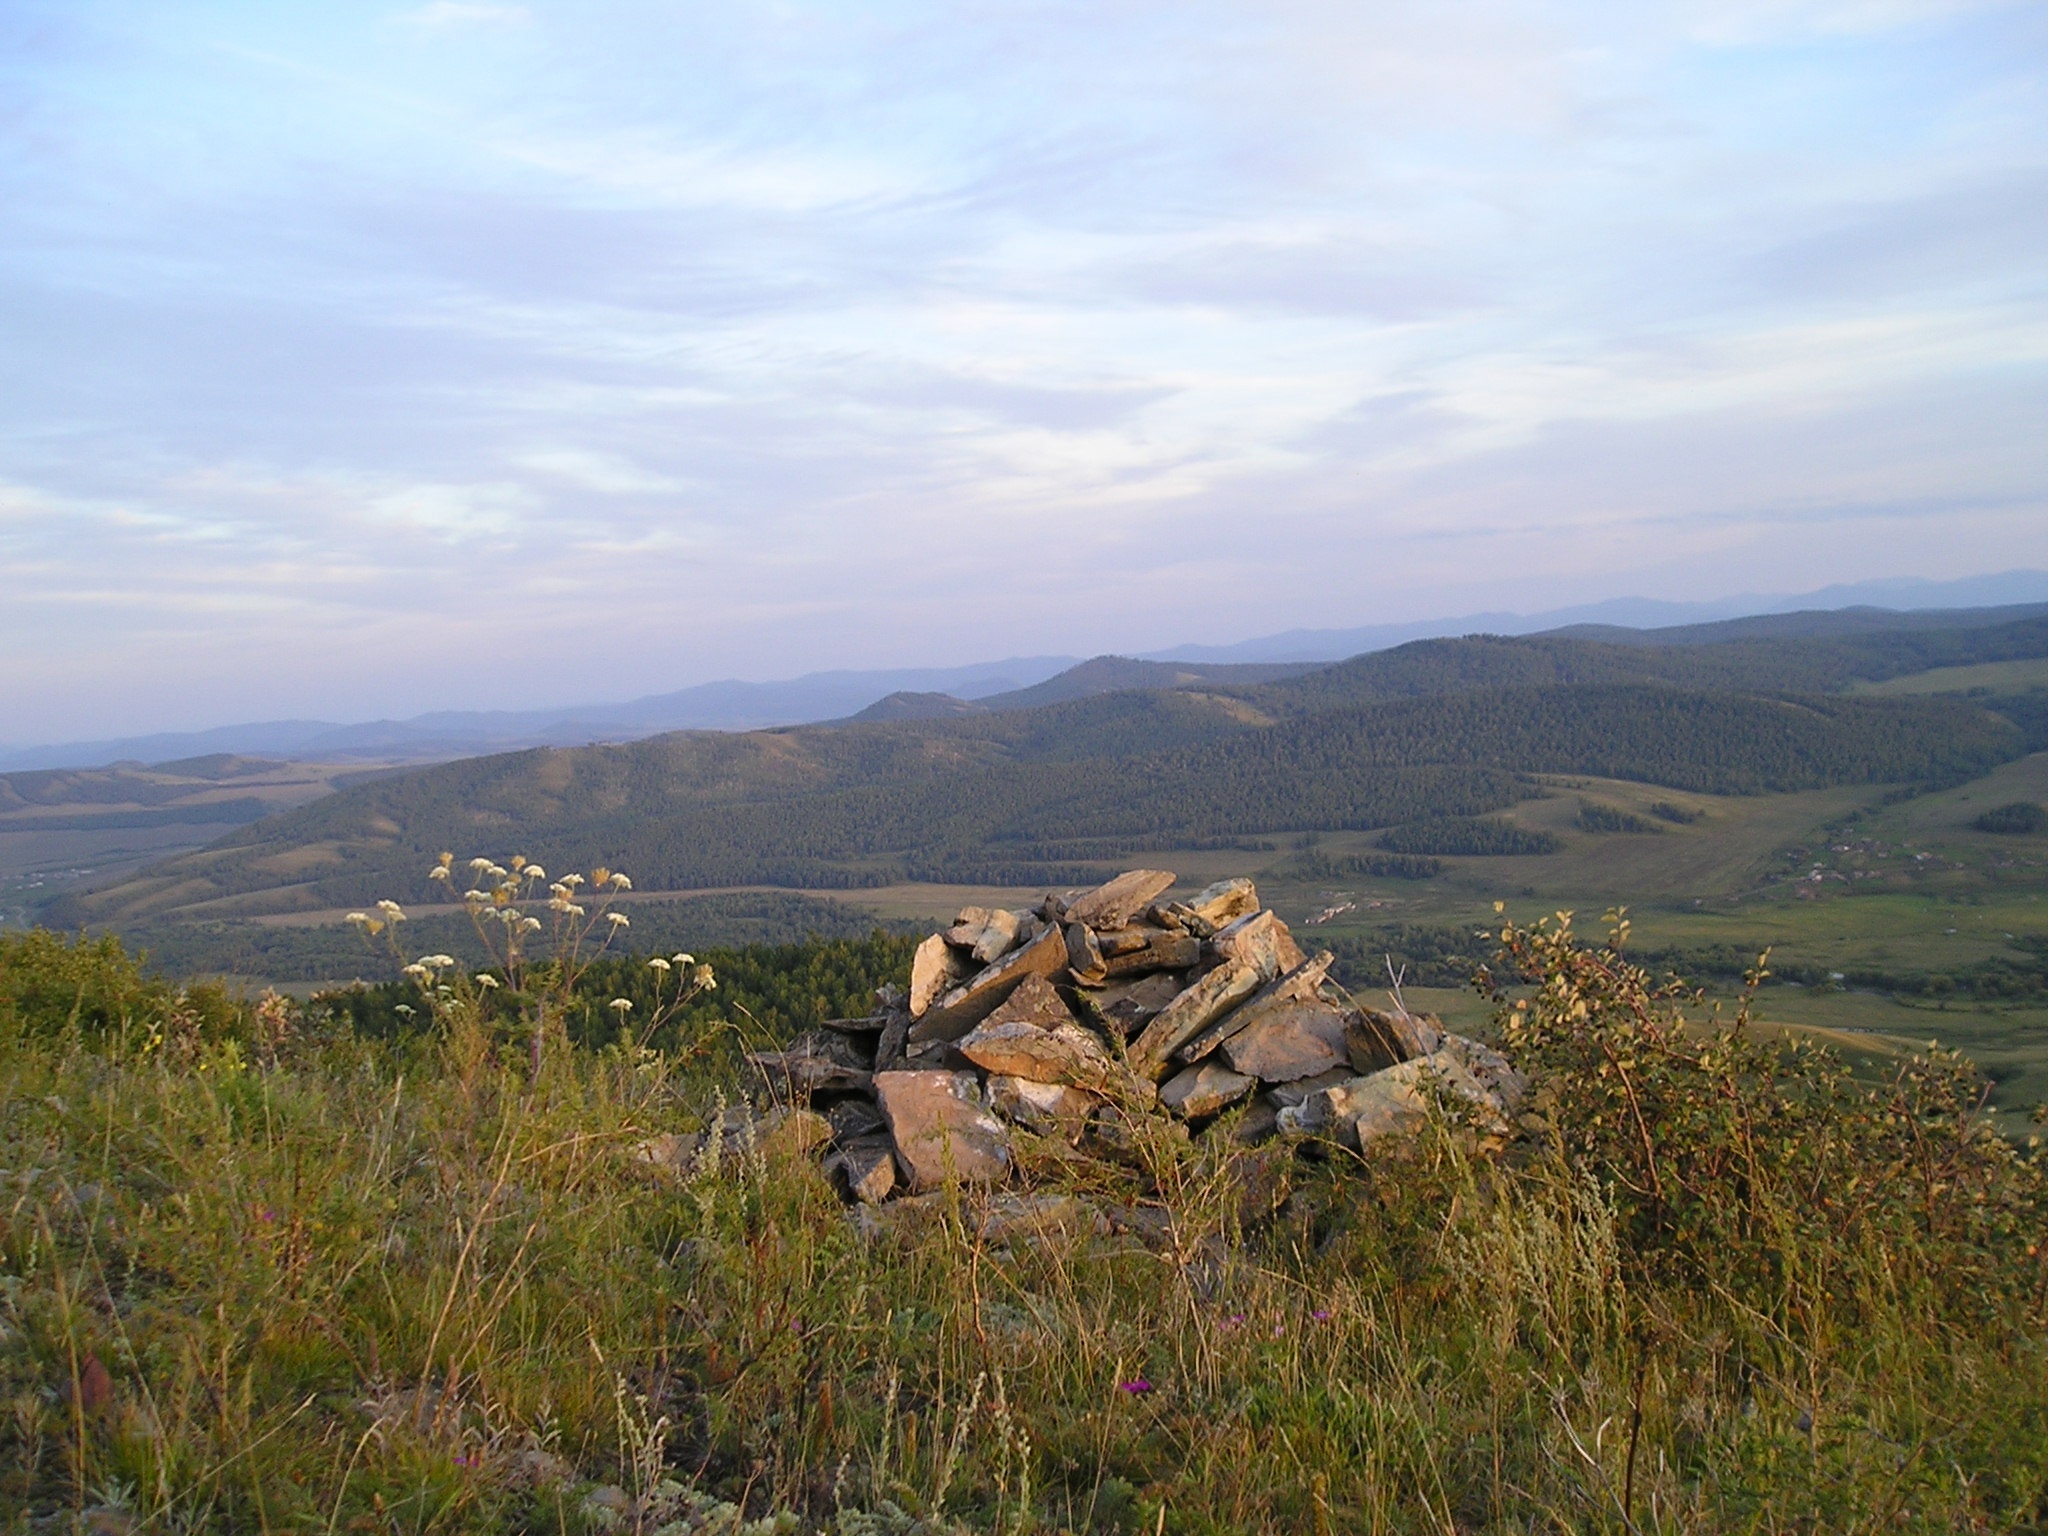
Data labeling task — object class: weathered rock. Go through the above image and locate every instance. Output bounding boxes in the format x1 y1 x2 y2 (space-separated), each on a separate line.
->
911 923 1071 1043
1161 876 1259 936
1101 928 1202 979
1358 1005 1442 1060
1219 1000 1351 1082
974 1192 1107 1245
958 1018 1118 1089
1065 922 1109 984
823 1097 887 1145
759 1106 833 1157
746 1030 874 1097
1159 1059 1257 1118
1127 957 1268 1080
1228 1095 1282 1145
1087 971 1189 1037
1265 1067 1356 1109
982 971 1080 1032
1345 1008 1418 1073
1064 869 1177 931
873 1070 1013 1190
825 1134 898 1204
873 1008 911 1073
1175 950 1335 1063
946 906 1033 964
1279 1045 1507 1147
985 1074 1099 1132
1211 909 1307 974
910 934 974 1018
1438 1032 1529 1115
819 1012 890 1035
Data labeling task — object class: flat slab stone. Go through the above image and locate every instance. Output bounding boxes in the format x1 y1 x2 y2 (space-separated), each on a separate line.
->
985 1074 1099 1132
1159 1059 1257 1118
1175 951 1334 1065
958 1018 1117 1089
873 1070 1013 1190
1219 1001 1350 1082
1127 957 1267 1081
910 924 1070 1044
1101 929 1201 979
1063 869 1177 931
981 971 1080 1032
1161 877 1259 936
746 1030 874 1097
946 907 1033 964
1211 909 1307 975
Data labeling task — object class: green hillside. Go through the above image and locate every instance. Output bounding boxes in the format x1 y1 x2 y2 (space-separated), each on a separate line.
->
49 683 2020 929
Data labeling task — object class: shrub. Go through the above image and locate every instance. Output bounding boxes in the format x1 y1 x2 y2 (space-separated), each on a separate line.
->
1576 800 1662 834
1975 800 2047 835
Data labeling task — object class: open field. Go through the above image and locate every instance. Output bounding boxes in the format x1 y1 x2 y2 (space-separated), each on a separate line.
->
1856 655 2048 694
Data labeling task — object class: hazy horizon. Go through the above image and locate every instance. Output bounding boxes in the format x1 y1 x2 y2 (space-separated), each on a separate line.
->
5 1 2045 743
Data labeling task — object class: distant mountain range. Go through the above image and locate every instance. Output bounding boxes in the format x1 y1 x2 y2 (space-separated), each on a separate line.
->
7 569 2046 772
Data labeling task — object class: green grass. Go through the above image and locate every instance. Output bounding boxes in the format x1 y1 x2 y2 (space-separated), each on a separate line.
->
2 929 2046 1534
1855 657 2048 695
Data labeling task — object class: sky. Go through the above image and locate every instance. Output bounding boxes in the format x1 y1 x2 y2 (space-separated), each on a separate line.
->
2 0 2045 744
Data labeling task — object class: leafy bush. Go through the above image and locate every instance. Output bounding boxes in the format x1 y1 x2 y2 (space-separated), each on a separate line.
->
1647 799 1705 824
0 927 242 1043
1975 800 2047 835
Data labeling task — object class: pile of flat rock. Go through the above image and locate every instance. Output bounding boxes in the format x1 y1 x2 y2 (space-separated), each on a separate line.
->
741 870 1528 1206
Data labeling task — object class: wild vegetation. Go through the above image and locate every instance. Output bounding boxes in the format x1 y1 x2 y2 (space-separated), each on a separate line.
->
2 905 2044 1533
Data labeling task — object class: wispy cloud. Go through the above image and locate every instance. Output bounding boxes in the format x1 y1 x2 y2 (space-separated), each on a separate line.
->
0 0 2042 741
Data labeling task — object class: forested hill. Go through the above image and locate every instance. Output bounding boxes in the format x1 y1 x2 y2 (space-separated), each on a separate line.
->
54 683 2022 927
1232 614 2048 715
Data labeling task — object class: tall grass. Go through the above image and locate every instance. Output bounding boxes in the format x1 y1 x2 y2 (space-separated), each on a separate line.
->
2 926 2045 1533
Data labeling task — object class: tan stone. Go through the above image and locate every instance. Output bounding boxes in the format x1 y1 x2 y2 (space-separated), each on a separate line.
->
958 1018 1118 1089
873 1071 1013 1190
1065 922 1108 985
910 924 1070 1043
1063 869 1177 930
1162 876 1259 936
1211 909 1306 974
1127 958 1267 1081
1159 1059 1257 1118
1278 1045 1509 1147
1175 951 1334 1064
945 906 1033 964
985 1074 1099 1132
1219 1001 1350 1082
910 934 974 1018
1101 928 1202 979
981 971 1080 1032
1357 1005 1442 1060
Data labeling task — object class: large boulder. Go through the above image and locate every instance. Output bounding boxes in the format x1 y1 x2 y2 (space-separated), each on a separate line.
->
1218 1001 1351 1083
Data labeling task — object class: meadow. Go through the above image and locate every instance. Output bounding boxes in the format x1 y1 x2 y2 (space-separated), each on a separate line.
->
2 896 2045 1533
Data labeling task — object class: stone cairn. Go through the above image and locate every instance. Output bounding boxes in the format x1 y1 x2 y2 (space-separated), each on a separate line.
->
736 870 1527 1205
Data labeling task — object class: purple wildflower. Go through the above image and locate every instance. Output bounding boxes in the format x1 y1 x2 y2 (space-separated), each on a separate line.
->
1118 1379 1153 1394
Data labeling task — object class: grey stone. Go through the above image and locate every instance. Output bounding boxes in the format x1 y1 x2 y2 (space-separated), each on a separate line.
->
1127 957 1269 1080
823 1097 887 1144
1219 1001 1351 1082
825 1134 898 1204
1159 1059 1257 1118
1064 869 1178 930
746 1030 873 1097
985 1073 1099 1132
873 1070 1013 1190
1100 927 1202 979
1087 970 1189 1037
